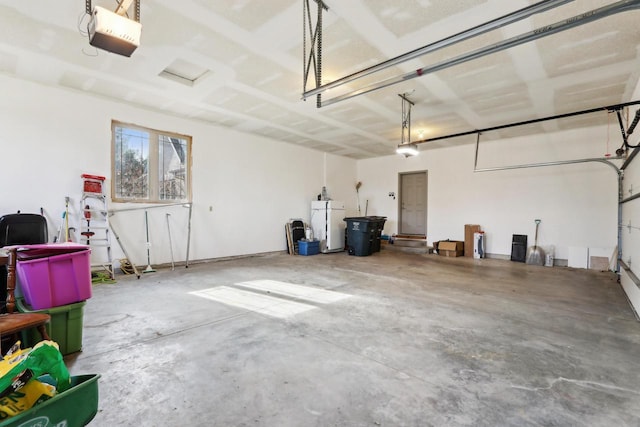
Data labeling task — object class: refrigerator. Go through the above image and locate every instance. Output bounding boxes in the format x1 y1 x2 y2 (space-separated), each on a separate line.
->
311 201 345 253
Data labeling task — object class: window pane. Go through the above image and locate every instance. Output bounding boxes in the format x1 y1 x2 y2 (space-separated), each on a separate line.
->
158 135 188 200
114 126 150 199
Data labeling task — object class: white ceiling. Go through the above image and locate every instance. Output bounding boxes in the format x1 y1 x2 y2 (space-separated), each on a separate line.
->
1 0 639 159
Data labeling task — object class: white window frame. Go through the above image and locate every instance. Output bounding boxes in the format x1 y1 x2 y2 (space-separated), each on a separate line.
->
111 120 192 203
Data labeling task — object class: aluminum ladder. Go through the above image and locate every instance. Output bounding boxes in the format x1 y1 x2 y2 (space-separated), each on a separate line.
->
79 174 114 279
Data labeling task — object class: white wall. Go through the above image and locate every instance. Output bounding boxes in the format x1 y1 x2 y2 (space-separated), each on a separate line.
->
357 127 621 261
0 75 356 266
0 72 625 272
323 153 359 217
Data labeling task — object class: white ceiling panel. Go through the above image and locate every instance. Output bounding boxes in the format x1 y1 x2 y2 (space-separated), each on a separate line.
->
0 0 638 159
367 0 491 38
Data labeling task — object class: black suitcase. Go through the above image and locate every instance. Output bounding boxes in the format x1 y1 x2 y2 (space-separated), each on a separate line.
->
0 213 48 247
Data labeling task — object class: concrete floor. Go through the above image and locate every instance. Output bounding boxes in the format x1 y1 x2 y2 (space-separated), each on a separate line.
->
66 250 640 426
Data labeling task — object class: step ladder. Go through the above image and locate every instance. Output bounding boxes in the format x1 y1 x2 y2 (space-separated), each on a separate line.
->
79 174 114 279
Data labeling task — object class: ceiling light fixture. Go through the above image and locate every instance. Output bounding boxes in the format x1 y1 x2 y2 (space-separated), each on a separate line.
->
396 93 419 157
396 144 419 157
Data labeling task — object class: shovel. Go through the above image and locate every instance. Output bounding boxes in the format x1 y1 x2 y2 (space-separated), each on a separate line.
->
526 219 546 266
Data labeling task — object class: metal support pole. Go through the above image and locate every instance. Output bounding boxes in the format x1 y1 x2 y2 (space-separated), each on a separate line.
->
109 202 191 214
474 157 622 174
415 100 640 147
621 192 640 204
621 147 640 170
109 202 192 270
185 202 193 268
166 213 175 271
474 133 481 170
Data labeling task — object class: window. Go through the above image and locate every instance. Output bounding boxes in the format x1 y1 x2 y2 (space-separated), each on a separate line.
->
112 121 191 203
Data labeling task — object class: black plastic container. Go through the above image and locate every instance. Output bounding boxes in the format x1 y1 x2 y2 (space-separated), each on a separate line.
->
368 216 387 253
511 234 527 263
344 217 375 256
344 216 387 256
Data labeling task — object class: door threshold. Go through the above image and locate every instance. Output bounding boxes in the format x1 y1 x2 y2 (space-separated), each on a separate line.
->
394 234 426 240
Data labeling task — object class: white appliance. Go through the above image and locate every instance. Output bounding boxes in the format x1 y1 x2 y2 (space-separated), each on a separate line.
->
311 201 345 253
473 232 485 259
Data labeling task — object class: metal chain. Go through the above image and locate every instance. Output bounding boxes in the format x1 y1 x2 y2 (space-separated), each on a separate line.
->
316 1 322 108
399 94 414 145
401 97 405 143
86 0 92 15
303 0 306 92
135 0 140 23
302 0 328 102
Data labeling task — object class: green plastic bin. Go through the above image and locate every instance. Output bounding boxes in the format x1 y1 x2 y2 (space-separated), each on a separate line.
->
16 299 85 355
0 374 100 427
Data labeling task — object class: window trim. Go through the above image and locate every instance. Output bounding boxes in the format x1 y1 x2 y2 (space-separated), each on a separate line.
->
111 120 192 204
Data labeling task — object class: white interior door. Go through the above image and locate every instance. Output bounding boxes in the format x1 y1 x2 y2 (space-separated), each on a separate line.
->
399 171 427 235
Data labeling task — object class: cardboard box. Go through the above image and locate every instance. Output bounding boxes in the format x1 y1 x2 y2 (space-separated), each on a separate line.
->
438 241 464 257
464 224 481 257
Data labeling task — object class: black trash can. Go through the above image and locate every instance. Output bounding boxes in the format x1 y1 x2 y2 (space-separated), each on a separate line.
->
344 217 375 256
368 216 387 253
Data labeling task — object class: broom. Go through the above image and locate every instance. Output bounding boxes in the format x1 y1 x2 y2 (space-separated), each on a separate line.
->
356 181 362 215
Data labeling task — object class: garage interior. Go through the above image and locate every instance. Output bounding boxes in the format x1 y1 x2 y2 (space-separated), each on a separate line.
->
1 0 640 425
